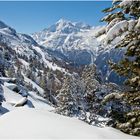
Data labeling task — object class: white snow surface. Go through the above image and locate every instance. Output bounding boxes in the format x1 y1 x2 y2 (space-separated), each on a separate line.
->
27 91 54 110
2 85 24 105
4 82 17 90
1 83 53 112
14 97 27 107
23 74 45 96
0 108 138 139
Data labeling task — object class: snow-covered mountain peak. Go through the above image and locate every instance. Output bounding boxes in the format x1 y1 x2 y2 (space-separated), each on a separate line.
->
32 19 125 84
42 19 92 34
56 18 70 25
56 18 91 29
32 19 102 66
56 19 75 33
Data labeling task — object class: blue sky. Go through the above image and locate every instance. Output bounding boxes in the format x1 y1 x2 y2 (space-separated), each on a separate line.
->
0 1 112 34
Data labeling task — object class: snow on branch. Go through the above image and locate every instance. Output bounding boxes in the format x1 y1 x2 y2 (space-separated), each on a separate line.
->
102 92 123 104
119 0 134 8
105 19 138 44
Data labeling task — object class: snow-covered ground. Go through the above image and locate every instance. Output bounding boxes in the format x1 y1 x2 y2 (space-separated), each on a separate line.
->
0 78 139 139
1 84 53 111
2 85 24 106
0 108 138 139
23 74 45 96
28 91 54 110
0 82 137 139
0 76 53 113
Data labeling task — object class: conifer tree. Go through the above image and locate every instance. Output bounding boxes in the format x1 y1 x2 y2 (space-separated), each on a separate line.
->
81 65 100 110
7 66 16 78
102 0 140 136
56 75 86 118
81 64 104 124
0 84 4 105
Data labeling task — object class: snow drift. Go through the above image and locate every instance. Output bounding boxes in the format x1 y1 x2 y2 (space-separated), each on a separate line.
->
0 108 137 139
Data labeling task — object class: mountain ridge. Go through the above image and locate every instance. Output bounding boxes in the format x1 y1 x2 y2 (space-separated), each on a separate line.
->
32 19 124 84
0 19 125 84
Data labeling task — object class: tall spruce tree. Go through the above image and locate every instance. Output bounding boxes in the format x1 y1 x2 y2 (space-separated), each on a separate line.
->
102 0 140 136
81 65 101 118
81 64 101 124
56 75 86 118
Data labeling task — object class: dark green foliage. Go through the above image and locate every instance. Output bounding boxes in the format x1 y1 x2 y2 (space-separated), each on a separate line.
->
102 0 140 136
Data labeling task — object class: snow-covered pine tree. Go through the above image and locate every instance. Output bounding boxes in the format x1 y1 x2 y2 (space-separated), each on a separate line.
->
14 59 24 85
81 64 102 124
0 62 5 76
56 75 86 119
102 0 140 136
46 70 57 105
7 66 16 78
0 83 4 105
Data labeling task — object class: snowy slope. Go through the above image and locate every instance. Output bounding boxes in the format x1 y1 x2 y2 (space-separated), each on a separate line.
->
2 85 24 105
33 46 66 72
23 74 45 96
0 108 137 139
1 84 53 111
0 20 67 72
0 77 54 114
0 24 38 58
27 91 53 110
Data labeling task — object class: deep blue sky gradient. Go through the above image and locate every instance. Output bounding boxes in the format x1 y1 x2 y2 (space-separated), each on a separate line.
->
0 1 112 33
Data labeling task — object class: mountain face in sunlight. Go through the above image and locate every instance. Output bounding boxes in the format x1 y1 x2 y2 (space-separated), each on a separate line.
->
32 19 125 84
